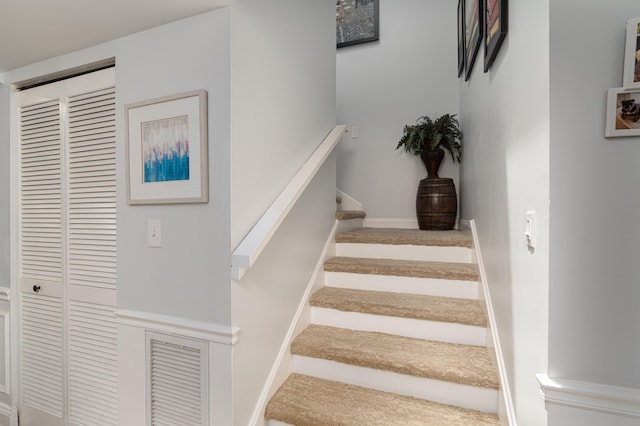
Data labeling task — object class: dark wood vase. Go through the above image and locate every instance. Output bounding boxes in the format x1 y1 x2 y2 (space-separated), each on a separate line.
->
421 147 445 179
416 147 457 230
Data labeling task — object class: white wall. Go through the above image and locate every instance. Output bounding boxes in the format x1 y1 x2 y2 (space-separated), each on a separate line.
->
548 0 640 393
114 10 232 326
459 1 550 425
229 1 337 423
336 0 459 221
547 405 640 426
6 9 233 326
231 155 337 426
5 9 234 425
0 85 8 286
230 0 337 247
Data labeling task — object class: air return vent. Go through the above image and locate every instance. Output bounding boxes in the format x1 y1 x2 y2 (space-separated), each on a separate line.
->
146 332 209 426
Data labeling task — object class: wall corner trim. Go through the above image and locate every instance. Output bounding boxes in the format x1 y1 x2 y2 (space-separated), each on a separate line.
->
537 374 640 419
115 309 239 345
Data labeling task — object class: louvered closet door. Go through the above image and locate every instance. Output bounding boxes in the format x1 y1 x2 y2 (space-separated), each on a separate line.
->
18 68 117 426
66 83 118 426
19 91 65 424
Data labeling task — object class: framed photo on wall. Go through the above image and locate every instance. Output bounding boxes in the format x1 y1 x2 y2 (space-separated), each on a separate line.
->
623 17 640 89
458 0 465 78
605 87 640 137
484 0 508 72
125 90 209 204
464 0 482 81
336 0 380 48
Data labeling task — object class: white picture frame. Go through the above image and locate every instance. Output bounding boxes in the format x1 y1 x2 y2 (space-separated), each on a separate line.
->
605 87 640 138
623 17 640 89
125 90 208 204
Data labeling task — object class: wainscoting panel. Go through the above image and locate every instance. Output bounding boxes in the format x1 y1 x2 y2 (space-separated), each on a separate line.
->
538 374 640 425
117 310 237 426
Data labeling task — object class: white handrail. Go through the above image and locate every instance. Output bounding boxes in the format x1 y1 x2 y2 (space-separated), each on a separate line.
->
231 125 347 280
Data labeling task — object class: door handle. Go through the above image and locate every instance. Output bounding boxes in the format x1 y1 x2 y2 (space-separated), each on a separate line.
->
32 285 41 293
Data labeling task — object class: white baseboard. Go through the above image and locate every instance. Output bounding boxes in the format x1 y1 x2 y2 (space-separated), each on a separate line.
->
336 189 363 211
363 218 419 229
538 374 640 419
470 219 517 426
248 220 339 426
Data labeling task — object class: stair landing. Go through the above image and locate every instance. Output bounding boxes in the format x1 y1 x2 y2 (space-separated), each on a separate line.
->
336 227 473 247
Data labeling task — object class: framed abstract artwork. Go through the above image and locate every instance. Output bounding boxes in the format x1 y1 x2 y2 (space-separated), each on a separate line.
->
125 90 208 204
484 0 508 72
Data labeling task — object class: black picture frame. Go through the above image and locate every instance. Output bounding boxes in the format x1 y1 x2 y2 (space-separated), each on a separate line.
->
464 0 483 81
457 0 465 78
336 0 380 49
484 0 508 72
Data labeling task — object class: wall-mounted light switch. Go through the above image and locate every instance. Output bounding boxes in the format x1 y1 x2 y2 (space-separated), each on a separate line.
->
351 126 359 138
148 219 162 248
524 211 536 250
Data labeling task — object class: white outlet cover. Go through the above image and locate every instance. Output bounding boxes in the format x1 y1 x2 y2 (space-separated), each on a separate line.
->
525 211 536 249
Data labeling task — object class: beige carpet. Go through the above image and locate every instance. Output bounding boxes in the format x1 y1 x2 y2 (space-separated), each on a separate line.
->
266 374 500 426
265 222 499 425
310 286 487 327
336 227 473 248
291 325 499 389
324 256 480 282
335 210 367 221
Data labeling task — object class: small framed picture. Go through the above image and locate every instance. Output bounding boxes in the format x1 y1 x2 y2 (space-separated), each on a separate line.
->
605 87 640 137
336 0 380 48
464 0 483 81
457 0 465 78
623 17 640 89
125 90 208 204
484 0 508 72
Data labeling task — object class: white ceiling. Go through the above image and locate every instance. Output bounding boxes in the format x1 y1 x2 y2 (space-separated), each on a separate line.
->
0 0 229 74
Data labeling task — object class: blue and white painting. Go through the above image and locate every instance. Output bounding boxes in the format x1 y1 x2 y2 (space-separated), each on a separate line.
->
142 116 190 182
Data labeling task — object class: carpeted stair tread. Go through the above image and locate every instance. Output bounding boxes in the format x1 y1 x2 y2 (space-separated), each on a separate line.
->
336 227 473 248
324 256 479 281
310 287 487 327
335 210 367 220
266 373 500 426
292 325 499 389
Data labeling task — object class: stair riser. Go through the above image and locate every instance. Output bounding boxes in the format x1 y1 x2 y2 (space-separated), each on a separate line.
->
324 271 479 299
336 243 474 263
336 218 364 233
311 307 487 346
293 356 499 414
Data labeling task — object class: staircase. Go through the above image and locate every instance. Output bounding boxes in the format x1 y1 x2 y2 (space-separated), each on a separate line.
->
265 212 500 425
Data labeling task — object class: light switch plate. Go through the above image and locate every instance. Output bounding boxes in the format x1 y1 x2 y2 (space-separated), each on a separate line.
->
148 219 162 247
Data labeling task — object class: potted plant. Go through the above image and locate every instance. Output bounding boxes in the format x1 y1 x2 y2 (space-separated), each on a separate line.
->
396 113 462 178
395 113 463 231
